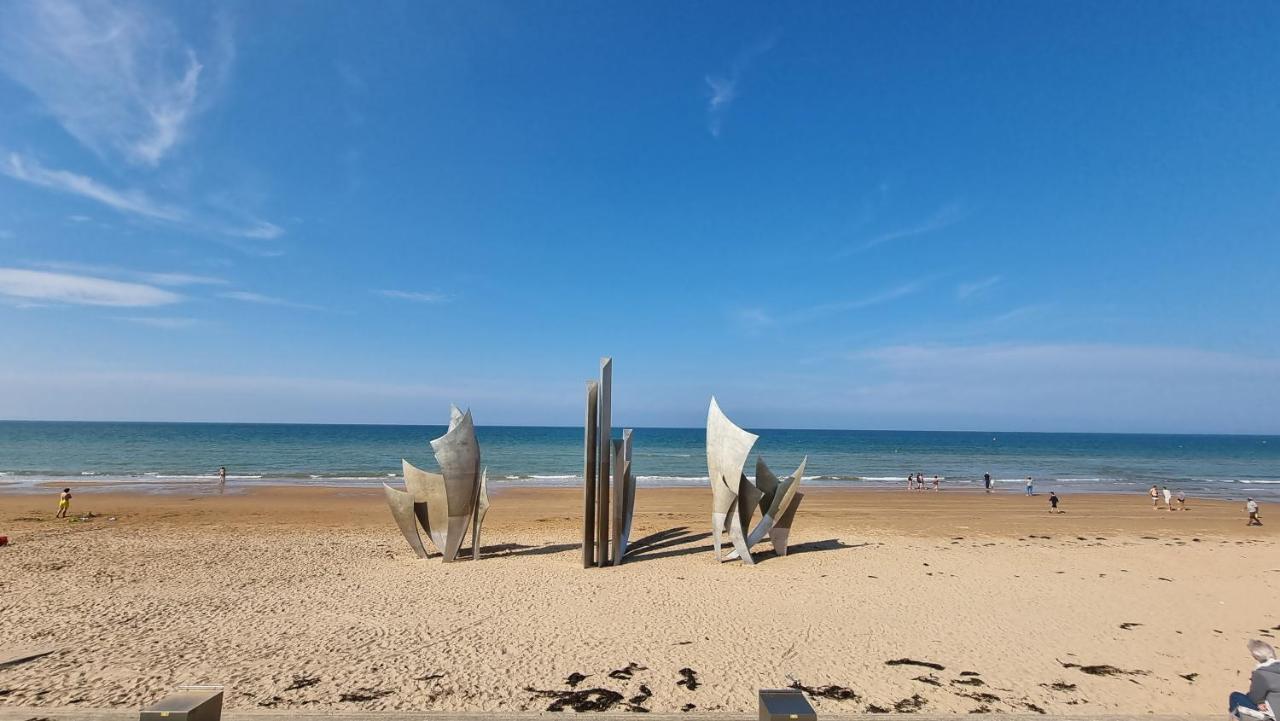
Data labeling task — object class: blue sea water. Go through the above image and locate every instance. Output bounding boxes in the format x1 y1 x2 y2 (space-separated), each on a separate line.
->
0 421 1276 500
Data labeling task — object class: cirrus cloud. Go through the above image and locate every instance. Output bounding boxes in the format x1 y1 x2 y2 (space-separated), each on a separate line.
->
0 267 181 307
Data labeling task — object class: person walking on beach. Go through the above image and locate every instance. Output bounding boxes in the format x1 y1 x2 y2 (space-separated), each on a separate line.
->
1025 476 1034 496
1149 484 1160 509
932 475 941 492
1049 491 1060 513
56 488 71 518
1177 490 1187 510
1227 639 1278 720
907 473 915 491
984 472 992 493
1162 486 1173 511
1247 498 1263 526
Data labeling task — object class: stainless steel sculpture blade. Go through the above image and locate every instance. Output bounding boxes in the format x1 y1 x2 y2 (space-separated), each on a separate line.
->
431 409 481 518
617 429 636 564
471 468 489 560
383 483 428 559
595 358 612 566
743 457 807 547
402 459 449 553
771 492 804 556
706 397 758 560
448 404 465 431
582 380 598 567
610 430 635 566
755 456 780 519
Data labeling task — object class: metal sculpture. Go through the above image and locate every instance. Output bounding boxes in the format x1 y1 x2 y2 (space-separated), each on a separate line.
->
384 405 489 562
706 397 807 565
582 357 638 567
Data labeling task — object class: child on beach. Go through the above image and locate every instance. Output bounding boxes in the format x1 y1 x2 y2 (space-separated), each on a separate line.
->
1049 492 1060 513
56 488 71 518
1177 490 1187 510
1247 498 1263 526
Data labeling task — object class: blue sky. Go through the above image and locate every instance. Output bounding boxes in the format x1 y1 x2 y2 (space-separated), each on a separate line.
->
1 0 1278 433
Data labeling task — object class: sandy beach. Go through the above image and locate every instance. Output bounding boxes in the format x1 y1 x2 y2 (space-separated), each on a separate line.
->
1 485 1276 716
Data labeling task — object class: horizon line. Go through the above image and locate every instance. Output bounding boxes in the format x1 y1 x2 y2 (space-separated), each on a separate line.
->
1 417 1276 439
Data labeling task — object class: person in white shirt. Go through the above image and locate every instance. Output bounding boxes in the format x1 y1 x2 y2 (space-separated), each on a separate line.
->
1162 486 1173 511
1247 498 1263 527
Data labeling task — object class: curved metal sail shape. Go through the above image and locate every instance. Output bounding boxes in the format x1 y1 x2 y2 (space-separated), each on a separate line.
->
706 397 807 564
384 406 486 563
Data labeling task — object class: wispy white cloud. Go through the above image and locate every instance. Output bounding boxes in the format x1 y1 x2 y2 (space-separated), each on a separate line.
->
28 260 227 287
956 274 1002 300
704 36 777 138
0 0 229 166
115 316 199 329
1 153 285 246
843 202 966 255
375 289 449 303
219 290 319 310
1 153 185 221
225 220 284 240
734 281 926 332
0 267 181 307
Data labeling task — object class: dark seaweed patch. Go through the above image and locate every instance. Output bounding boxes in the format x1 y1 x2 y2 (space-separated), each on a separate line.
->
912 675 942 687
1060 661 1148 677
1179 673 1199 683
525 686 625 712
959 671 980 677
681 704 696 712
283 676 320 692
956 691 1002 704
609 662 647 681
951 677 985 687
865 704 891 713
566 673 589 688
676 668 699 691
1023 702 1047 714
893 694 928 713
886 658 945 671
339 688 392 702
1119 622 1142 630
788 680 861 701
1042 682 1076 691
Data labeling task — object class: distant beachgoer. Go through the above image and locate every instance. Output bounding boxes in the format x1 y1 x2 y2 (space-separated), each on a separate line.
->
1228 639 1278 720
1177 490 1187 510
56 488 71 518
1247 498 1263 527
932 475 940 492
907 473 915 491
1025 477 1034 496
1049 492 1060 513
984 472 992 493
1162 486 1173 511
1149 485 1160 509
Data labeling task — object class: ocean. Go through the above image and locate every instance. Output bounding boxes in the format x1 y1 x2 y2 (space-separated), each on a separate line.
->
1 421 1277 500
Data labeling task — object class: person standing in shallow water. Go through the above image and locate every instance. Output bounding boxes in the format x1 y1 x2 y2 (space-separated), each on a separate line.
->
56 488 71 518
984 472 992 493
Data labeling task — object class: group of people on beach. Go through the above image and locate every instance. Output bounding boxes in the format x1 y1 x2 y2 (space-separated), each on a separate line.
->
1148 484 1188 511
905 473 940 491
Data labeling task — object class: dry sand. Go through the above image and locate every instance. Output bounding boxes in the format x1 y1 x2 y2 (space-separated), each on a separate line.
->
1 485 1276 715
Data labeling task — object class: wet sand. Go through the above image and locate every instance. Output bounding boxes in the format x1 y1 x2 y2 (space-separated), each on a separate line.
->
0 486 1275 715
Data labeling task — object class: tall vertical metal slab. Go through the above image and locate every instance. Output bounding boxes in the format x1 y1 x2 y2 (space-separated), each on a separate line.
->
615 428 635 565
471 469 489 560
582 380 599 568
595 357 612 567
